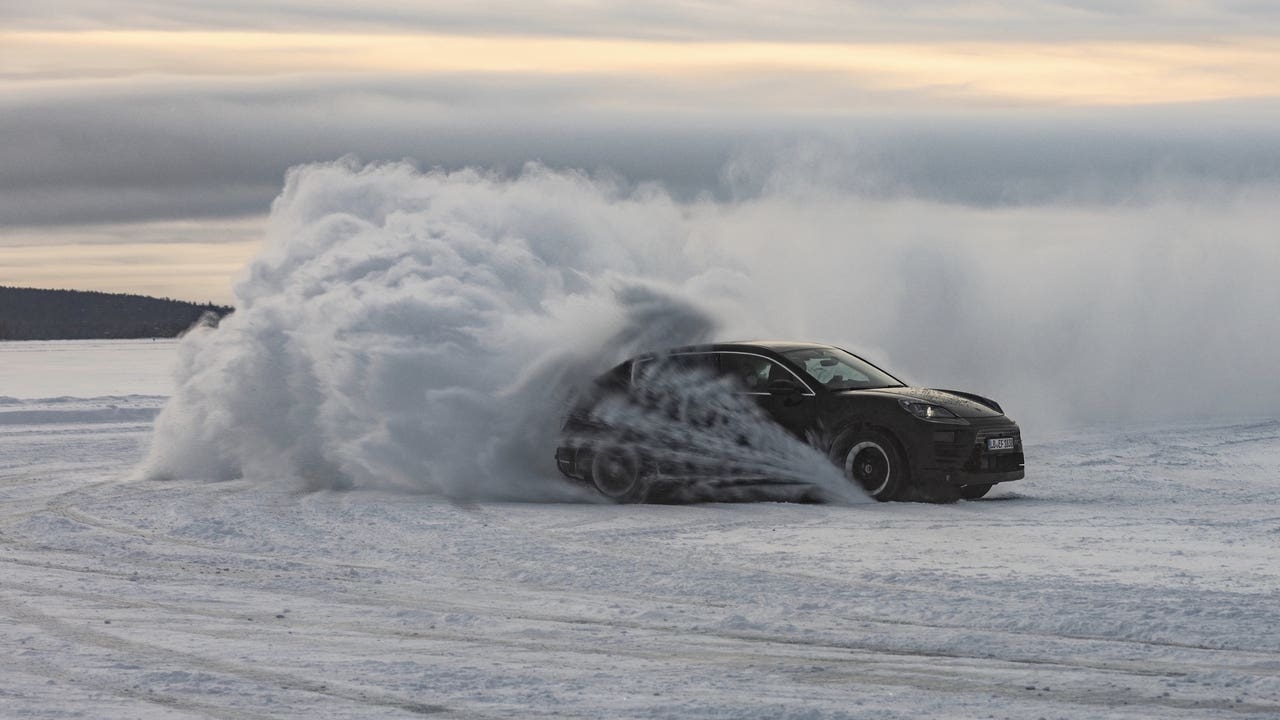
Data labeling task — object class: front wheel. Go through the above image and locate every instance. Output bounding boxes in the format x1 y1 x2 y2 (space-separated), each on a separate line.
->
960 483 993 500
831 429 905 501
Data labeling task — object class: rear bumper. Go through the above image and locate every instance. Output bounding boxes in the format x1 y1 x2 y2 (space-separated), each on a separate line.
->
555 446 580 479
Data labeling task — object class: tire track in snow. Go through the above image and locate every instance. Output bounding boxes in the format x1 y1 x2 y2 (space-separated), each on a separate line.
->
474 505 1280 656
7 417 1279 718
15 503 1278 719
0 591 454 718
28 480 1280 689
9 575 1277 717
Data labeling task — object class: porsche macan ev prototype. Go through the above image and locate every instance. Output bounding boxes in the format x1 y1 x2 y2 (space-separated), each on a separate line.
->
555 341 1024 503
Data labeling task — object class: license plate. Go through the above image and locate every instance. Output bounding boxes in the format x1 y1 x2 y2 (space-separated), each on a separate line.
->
987 437 1015 451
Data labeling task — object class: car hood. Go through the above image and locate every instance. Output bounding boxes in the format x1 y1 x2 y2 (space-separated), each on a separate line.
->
837 386 1004 418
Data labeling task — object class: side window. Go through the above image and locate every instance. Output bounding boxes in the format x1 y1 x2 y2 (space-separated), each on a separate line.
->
799 357 870 386
717 353 779 393
667 353 717 375
633 353 716 385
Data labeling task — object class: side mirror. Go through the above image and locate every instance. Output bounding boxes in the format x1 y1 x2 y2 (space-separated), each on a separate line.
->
767 378 801 395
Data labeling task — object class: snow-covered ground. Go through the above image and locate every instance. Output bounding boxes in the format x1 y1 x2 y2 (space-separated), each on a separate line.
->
0 339 177 399
2 341 1279 718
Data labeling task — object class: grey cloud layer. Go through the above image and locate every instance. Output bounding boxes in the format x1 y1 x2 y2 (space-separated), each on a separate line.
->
4 74 1280 229
6 0 1280 41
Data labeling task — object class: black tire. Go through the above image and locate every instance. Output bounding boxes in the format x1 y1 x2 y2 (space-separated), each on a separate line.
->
588 445 647 502
960 483 993 500
831 428 906 501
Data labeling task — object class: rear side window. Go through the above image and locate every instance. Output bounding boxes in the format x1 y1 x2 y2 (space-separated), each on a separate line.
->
717 353 776 393
592 361 631 391
632 352 716 385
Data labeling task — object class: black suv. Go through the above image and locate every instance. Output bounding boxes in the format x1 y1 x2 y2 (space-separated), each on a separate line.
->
556 341 1024 502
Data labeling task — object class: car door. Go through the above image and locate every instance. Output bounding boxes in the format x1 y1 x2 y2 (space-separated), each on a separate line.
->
714 352 817 440
631 351 721 422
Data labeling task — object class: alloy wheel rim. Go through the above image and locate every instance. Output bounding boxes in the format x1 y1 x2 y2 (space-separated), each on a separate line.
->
845 441 891 496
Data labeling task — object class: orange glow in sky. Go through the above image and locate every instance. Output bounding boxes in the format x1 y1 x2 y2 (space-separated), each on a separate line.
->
6 30 1280 107
4 25 1279 302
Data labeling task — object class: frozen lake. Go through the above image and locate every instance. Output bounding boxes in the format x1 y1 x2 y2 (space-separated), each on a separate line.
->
1 339 1278 718
0 339 177 398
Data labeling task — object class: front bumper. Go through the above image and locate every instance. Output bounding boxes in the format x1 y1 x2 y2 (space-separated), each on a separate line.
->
923 467 1025 486
915 420 1025 486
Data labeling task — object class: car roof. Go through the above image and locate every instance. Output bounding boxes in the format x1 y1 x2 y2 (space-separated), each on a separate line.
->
651 340 835 356
724 340 835 353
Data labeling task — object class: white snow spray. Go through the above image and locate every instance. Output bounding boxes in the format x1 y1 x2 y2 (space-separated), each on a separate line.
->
141 158 859 502
571 364 862 503
142 152 1280 499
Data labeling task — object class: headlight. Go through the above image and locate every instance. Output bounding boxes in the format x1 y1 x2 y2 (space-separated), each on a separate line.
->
899 399 969 424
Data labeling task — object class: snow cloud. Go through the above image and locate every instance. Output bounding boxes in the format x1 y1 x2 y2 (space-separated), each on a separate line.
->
140 160 769 500
141 155 1280 500
689 173 1280 430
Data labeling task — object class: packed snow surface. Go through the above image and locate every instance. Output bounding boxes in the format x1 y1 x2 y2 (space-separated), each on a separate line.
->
2 341 1279 718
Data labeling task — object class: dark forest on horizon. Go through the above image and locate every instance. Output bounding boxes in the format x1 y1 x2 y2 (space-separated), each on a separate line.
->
0 286 233 341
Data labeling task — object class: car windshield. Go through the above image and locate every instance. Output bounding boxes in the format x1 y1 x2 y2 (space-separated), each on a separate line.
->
781 347 904 391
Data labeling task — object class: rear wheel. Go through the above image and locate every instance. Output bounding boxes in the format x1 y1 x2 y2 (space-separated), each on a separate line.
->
960 483 993 500
832 429 905 501
588 445 647 502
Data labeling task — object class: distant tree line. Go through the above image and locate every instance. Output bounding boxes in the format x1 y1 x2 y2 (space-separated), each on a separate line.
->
0 286 233 340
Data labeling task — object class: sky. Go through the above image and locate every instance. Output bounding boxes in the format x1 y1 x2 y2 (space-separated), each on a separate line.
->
3 1 1280 302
